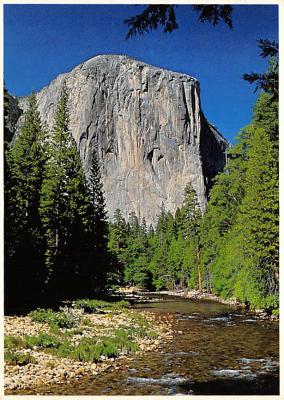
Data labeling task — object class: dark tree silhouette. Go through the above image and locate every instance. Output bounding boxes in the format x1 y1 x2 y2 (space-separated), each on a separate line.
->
124 5 232 39
243 39 278 98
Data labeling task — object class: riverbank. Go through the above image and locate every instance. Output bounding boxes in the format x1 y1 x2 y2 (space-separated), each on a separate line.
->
118 287 244 307
154 290 278 321
118 287 278 321
156 289 243 306
4 300 176 393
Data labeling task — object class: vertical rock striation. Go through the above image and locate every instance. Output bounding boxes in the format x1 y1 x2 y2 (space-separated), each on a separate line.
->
17 54 229 225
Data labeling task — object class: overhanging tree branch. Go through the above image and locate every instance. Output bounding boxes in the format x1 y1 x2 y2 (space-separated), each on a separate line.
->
124 4 232 39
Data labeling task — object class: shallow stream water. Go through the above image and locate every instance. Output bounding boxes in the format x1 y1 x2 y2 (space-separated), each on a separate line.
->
14 294 279 395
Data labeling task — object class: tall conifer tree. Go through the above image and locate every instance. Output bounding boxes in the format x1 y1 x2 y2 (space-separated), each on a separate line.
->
86 149 110 290
40 83 90 297
7 92 47 301
233 126 278 307
180 183 202 290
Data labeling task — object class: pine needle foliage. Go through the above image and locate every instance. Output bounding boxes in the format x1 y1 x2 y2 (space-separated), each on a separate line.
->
6 92 47 300
39 82 90 295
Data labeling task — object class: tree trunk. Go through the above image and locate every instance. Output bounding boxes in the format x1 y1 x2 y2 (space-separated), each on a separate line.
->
180 273 184 289
196 245 202 291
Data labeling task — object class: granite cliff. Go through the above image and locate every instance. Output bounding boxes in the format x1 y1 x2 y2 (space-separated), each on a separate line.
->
16 55 229 224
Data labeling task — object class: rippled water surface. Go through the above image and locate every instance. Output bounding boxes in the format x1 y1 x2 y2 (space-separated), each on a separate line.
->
16 295 279 395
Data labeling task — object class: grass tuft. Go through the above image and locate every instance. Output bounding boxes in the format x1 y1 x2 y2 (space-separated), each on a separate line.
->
5 335 25 350
73 298 130 313
5 351 37 366
23 332 61 349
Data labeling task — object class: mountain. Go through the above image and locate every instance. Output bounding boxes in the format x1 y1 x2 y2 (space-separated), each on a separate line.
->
15 54 229 224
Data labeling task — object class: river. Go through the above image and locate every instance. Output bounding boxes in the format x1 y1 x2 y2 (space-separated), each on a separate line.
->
19 294 279 395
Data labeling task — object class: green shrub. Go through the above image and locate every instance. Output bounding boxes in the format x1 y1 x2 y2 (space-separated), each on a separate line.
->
5 351 36 366
130 313 150 328
4 335 25 350
55 341 73 358
29 308 57 323
148 330 158 338
59 306 84 326
127 326 147 338
49 324 61 335
73 299 109 313
71 341 103 362
24 332 61 349
33 329 140 362
111 300 130 310
82 318 93 326
73 298 130 313
112 329 139 353
29 307 82 328
66 331 137 362
102 340 119 358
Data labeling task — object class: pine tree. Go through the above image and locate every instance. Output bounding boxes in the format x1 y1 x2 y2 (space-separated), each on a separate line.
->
156 202 168 239
122 212 152 288
148 206 177 290
150 204 171 289
253 92 278 157
233 126 278 308
6 92 47 301
202 87 278 310
86 149 110 290
40 83 90 297
4 86 16 261
108 209 128 286
4 88 21 305
108 209 128 255
180 183 202 290
128 211 140 237
200 129 249 292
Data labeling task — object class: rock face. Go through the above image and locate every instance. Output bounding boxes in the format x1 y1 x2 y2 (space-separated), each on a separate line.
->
5 92 22 143
17 55 229 225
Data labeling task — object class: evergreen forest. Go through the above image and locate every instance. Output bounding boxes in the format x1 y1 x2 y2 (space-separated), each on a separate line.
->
4 54 278 313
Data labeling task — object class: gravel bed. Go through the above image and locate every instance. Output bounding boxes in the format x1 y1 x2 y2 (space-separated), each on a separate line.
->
4 309 175 392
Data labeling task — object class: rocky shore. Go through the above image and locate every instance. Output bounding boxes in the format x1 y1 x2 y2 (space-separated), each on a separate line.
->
154 289 278 321
4 307 176 393
117 286 241 306
156 289 243 306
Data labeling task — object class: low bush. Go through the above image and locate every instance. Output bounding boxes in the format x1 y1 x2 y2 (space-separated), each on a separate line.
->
24 332 61 349
147 330 158 338
130 313 150 328
71 339 104 362
29 307 83 328
4 335 25 350
53 341 73 358
102 340 119 358
111 300 131 310
52 331 138 362
69 332 137 362
5 351 36 366
49 324 61 335
73 298 130 313
59 306 84 326
73 299 109 313
29 308 57 324
126 326 157 339
111 329 139 353
82 318 93 326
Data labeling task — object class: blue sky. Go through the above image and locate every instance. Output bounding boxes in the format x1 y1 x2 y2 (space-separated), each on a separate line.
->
4 4 278 143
